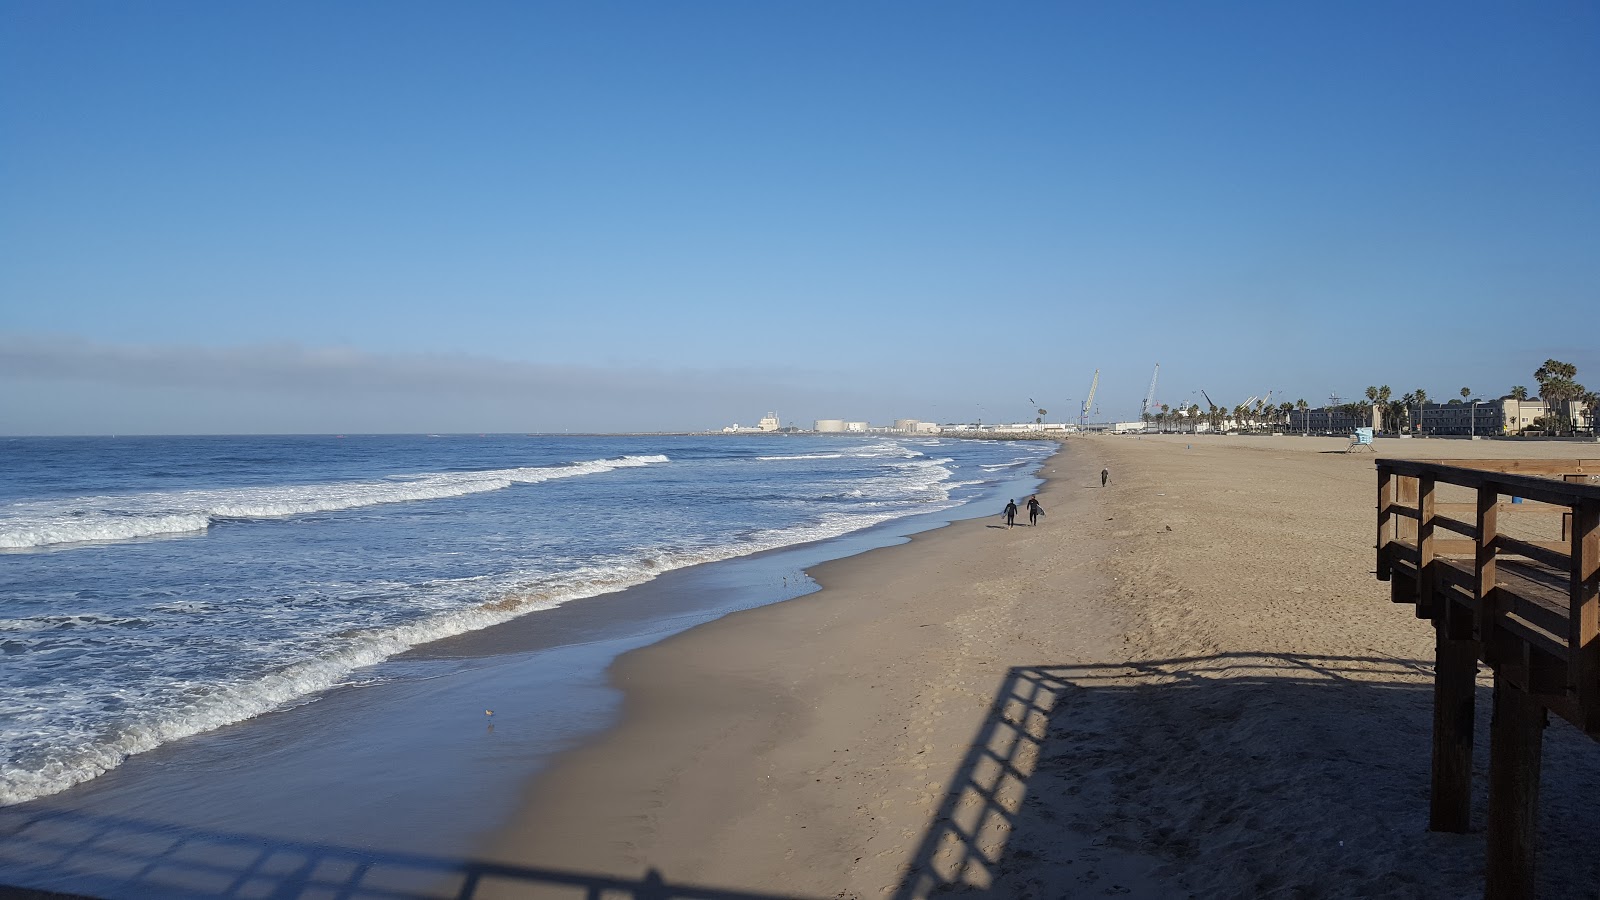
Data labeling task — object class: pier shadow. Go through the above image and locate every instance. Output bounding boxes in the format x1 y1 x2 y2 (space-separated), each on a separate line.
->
0 806 815 900
892 652 1600 899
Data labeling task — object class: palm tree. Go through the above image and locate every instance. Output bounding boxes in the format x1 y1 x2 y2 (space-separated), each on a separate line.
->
1296 398 1309 434
1534 359 1584 434
1414 388 1428 434
1510 385 1528 401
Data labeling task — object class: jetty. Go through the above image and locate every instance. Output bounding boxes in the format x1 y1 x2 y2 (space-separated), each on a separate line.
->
1376 458 1599 899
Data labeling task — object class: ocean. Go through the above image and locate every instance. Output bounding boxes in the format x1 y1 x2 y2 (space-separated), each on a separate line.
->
0 433 1051 821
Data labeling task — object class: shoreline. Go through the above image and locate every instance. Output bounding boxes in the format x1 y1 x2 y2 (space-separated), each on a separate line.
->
0 440 1053 898
475 434 1600 899
476 442 1179 897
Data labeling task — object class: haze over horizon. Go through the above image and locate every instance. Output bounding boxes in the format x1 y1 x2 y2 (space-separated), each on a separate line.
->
3 2 1596 435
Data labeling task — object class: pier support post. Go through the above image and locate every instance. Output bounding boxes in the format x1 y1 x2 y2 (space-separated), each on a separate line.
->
1485 672 1546 900
1430 626 1477 833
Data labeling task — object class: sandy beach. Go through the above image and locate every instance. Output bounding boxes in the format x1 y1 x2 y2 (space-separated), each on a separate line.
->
479 435 1600 899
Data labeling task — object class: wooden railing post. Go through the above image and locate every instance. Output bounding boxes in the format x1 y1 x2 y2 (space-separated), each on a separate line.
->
1399 476 1419 543
1571 498 1600 734
1418 474 1437 620
1475 484 1500 646
1427 482 1496 834
1377 465 1394 581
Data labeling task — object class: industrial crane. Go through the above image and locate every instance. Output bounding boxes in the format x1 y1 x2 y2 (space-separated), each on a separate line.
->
1141 364 1160 417
1081 369 1100 425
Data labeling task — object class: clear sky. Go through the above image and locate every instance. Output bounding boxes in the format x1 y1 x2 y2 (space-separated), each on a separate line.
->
3 1 1596 433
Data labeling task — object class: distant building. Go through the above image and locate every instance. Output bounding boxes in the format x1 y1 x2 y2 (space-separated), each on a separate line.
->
758 412 781 432
1287 407 1367 434
814 419 846 433
845 421 869 433
893 418 921 433
1420 398 1591 435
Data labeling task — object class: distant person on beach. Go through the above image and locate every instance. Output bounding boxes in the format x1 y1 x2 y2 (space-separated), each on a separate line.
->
1026 495 1044 525
1101 468 1110 488
1003 499 1018 527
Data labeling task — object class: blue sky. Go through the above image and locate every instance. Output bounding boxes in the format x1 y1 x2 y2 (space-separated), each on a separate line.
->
3 1 1596 433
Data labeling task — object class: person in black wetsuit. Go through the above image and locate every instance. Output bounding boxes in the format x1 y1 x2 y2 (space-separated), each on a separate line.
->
1026 495 1044 525
1101 468 1110 487
1002 499 1018 527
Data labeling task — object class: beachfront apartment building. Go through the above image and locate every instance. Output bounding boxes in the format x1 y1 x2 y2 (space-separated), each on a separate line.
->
1417 398 1591 436
1284 399 1593 437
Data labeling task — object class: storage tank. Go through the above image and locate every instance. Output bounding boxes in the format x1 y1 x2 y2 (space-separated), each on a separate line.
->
814 419 845 433
893 418 921 433
845 422 868 432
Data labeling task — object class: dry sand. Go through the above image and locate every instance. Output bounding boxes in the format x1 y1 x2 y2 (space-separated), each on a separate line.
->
479 435 1600 899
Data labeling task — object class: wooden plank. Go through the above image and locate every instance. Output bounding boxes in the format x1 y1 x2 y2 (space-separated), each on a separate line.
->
1498 613 1569 660
1496 536 1570 571
1434 558 1475 592
1572 499 1600 733
1430 628 1478 833
1504 594 1569 646
1485 671 1546 900
1434 514 1479 540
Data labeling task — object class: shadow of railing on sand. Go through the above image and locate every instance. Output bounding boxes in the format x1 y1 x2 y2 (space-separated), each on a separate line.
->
891 652 1445 899
0 806 814 900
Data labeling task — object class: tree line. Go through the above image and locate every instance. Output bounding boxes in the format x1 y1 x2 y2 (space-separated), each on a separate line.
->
1140 359 1596 436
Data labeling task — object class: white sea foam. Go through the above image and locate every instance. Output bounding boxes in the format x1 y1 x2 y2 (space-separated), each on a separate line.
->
0 437 1052 807
755 453 846 461
0 481 958 807
0 455 669 550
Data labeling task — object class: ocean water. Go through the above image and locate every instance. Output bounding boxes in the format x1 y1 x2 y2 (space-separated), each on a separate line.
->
0 434 1052 808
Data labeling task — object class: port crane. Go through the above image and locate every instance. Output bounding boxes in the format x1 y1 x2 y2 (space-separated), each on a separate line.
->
1141 364 1160 417
1081 369 1100 425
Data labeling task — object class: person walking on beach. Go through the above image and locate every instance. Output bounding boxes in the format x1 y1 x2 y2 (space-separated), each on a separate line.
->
1026 495 1044 525
1101 468 1110 488
1003 499 1018 527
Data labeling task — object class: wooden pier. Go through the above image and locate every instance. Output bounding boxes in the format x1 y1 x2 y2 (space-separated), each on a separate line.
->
1376 458 1600 899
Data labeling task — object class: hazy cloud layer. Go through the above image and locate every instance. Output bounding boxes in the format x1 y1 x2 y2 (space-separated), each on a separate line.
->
0 334 863 434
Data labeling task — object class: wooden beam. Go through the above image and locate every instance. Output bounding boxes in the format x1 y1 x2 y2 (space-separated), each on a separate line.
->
1434 514 1479 540
1439 501 1565 517
1571 499 1600 733
1430 627 1478 833
1477 485 1500 648
1378 466 1394 581
1400 458 1600 477
1428 538 1566 560
1420 475 1437 620
1376 460 1600 505
1495 536 1570 571
1485 672 1546 900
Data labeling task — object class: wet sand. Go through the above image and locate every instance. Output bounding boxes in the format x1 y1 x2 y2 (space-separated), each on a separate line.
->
480 435 1600 899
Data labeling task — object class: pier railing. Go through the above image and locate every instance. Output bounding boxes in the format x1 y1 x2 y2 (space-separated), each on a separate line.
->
1375 458 1600 900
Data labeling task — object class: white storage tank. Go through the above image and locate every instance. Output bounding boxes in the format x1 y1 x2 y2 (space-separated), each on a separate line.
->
814 419 845 433
893 418 921 433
